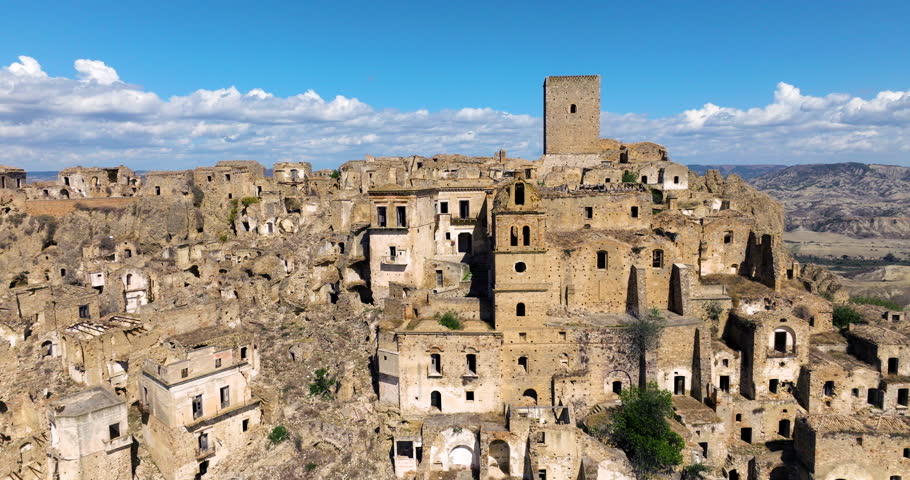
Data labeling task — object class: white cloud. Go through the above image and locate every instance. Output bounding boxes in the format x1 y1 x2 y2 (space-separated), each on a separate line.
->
74 59 120 85
0 56 908 171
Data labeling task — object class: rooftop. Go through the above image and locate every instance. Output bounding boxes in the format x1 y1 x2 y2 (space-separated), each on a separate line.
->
53 387 122 418
806 414 910 436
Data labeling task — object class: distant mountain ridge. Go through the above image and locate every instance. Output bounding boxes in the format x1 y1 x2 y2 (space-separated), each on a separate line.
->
687 164 787 180
749 162 910 239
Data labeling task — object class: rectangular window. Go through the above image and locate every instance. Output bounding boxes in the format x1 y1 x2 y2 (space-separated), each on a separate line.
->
397 441 414 458
220 386 230 408
215 358 222 368
538 469 547 480
584 206 593 219
537 431 546 444
719 376 730 393
240 346 248 360
466 391 474 401
430 354 441 376
741 427 752 444
198 432 209 452
439 201 449 214
78 305 90 319
459 200 470 219
888 357 899 375
652 249 664 268
192 394 203 419
824 381 835 396
898 388 909 407
109 422 120 440
377 206 387 227
436 270 443 287
181 368 188 378
396 206 407 227
630 206 639 218
597 251 607 269
242 418 249 432
769 379 779 394
722 359 729 367
466 354 477 375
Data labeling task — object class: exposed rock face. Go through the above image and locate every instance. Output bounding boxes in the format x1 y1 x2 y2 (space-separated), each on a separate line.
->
750 162 910 238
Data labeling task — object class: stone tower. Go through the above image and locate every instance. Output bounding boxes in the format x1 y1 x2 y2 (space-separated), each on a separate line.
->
543 75 601 154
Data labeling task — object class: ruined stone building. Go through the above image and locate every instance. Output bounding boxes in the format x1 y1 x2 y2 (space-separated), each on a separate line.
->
0 75 907 480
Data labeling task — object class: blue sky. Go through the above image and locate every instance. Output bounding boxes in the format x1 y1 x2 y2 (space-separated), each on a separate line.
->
1 0 909 170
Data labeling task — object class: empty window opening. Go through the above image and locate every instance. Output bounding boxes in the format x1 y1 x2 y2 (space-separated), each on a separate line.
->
220 386 230 408
516 303 526 317
515 183 525 205
537 431 546 444
78 305 90 319
181 368 189 378
673 175 680 184
719 376 730 392
224 174 231 181
735 413 742 422
466 354 477 375
240 347 248 360
630 206 639 218
868 388 879 406
435 270 443 288
242 419 249 432
109 422 120 440
510 226 518 246
641 175 648 184
888 357 899 375
430 391 442 410
569 104 577 114
198 432 209 453
125 274 133 287
155 186 161 196
612 381 623 394
741 427 752 444
64 176 70 186
376 206 387 227
439 201 449 214
584 206 593 219
538 469 547 480
652 249 664 268
459 200 470 219
466 391 474 401
396 206 407 227
597 250 608 269
430 353 441 376
824 381 835 396
722 359 729 367
518 356 528 373
192 394 203 419
604 177 611 183
778 419 791 438
699 442 708 458
899 388 909 407
522 226 531 246
774 331 788 353
215 358 222 368
769 379 779 394
515 262 527 273
856 437 863 445
523 389 538 404
904 447 910 458
724 231 733 244
852 388 860 397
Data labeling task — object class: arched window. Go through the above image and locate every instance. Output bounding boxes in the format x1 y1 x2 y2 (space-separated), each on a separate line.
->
465 354 477 375
510 226 518 247
430 353 441 375
570 104 577 114
724 231 733 244
652 249 664 268
597 251 608 269
515 182 525 205
522 226 531 246
516 303 526 317
125 274 133 287
522 388 538 404
518 356 528 373
430 391 442 410
641 175 648 184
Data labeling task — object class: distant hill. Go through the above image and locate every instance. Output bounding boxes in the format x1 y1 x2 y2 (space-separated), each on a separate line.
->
750 162 910 239
687 164 787 180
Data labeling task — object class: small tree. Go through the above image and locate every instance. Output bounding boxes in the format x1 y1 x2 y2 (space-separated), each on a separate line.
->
681 463 711 480
622 170 638 183
330 169 341 179
833 304 862 329
308 368 336 400
612 383 684 478
704 301 723 323
438 311 462 330
627 308 666 387
268 425 289 444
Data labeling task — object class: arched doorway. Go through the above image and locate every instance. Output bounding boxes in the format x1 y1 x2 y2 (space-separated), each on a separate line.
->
448 446 474 470
522 389 538 405
488 440 510 475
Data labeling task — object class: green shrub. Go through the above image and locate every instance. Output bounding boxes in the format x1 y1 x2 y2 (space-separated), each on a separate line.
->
851 296 902 311
330 169 341 179
681 463 711 480
704 301 723 322
833 304 862 328
612 383 684 477
308 368 336 400
438 311 462 330
305 463 317 471
622 170 638 183
227 199 239 224
241 196 261 207
268 425 289 444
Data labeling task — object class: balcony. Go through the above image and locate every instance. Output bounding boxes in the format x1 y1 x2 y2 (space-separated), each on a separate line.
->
196 442 216 459
104 434 132 453
767 346 798 358
451 217 478 226
381 254 409 266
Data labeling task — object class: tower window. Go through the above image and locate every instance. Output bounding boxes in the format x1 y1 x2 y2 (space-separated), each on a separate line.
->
570 104 577 114
631 206 639 218
652 249 664 268
516 303 526 317
597 251 608 269
522 226 531 246
515 182 525 205
584 206 593 219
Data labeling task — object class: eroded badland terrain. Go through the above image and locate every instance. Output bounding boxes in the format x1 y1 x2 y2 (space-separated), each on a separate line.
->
0 76 908 480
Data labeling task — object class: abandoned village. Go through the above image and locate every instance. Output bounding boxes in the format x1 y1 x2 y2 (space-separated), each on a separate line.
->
0 75 908 480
